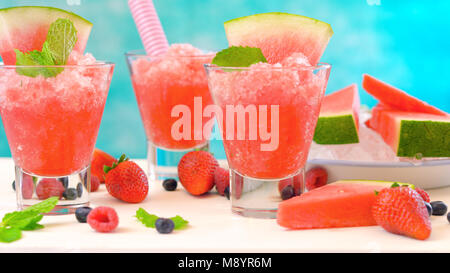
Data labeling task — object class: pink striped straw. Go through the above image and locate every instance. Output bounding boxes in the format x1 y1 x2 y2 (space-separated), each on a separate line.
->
128 0 169 56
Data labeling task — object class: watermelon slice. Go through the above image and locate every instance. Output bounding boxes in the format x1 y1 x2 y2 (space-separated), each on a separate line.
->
0 6 92 65
277 180 414 230
313 84 360 144
362 74 448 116
368 106 450 158
224 12 333 65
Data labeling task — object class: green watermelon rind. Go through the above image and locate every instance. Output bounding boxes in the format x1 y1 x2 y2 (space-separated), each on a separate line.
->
225 12 333 35
313 114 359 145
397 119 450 158
0 6 92 25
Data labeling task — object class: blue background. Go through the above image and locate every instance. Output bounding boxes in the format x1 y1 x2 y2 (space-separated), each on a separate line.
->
0 0 449 159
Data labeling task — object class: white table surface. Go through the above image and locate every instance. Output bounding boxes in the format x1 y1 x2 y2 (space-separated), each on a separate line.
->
0 157 449 253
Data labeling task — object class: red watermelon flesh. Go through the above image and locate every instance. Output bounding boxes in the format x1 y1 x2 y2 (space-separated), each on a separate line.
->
0 6 93 65
362 74 448 116
277 181 390 229
224 12 333 65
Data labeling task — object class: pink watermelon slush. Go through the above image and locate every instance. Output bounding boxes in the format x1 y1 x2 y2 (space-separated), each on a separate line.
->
0 52 114 176
129 44 215 150
206 53 331 179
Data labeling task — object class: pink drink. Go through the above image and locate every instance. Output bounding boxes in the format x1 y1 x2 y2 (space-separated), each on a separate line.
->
0 53 114 177
206 54 330 180
128 44 214 150
206 54 331 218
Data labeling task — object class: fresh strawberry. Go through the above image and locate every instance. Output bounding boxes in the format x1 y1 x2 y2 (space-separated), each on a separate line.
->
178 151 218 196
104 155 148 203
92 148 117 183
372 186 431 240
214 167 229 196
415 187 430 203
305 167 328 191
89 175 100 192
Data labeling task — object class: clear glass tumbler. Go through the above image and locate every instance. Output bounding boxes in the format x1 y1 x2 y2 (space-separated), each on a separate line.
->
0 62 114 214
205 63 331 218
126 50 215 181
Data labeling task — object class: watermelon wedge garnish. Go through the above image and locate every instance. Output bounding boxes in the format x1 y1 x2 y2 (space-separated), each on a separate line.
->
362 74 448 116
277 180 414 230
0 6 92 65
314 84 360 144
224 12 333 65
368 106 450 158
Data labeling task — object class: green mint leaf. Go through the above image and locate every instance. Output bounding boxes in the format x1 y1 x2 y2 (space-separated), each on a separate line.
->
14 18 77 78
23 196 59 214
171 215 189 230
135 208 158 228
212 46 267 67
20 215 44 231
1 211 35 230
1 197 58 229
0 227 22 243
46 18 78 65
135 208 189 230
391 182 400 188
14 42 62 78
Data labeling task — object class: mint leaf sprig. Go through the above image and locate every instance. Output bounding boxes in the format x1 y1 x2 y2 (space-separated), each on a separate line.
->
211 46 267 68
15 18 78 78
135 208 189 230
0 197 58 243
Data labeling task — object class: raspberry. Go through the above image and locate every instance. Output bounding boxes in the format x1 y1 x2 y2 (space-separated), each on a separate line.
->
305 167 328 191
415 187 430 203
36 178 65 200
87 207 119 233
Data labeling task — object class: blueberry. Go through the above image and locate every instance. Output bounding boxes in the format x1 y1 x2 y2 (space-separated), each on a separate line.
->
224 187 230 200
162 179 178 191
431 201 448 216
155 218 175 234
58 177 69 189
77 183 83 198
447 213 450 224
75 207 92 223
281 185 295 201
425 202 433 217
63 188 78 200
12 180 15 191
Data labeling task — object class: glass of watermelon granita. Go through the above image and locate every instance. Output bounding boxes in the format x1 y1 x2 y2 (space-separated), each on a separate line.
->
126 44 216 181
205 54 331 218
0 52 114 214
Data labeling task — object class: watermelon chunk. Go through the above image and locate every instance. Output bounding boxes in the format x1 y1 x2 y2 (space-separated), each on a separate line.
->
224 12 333 65
0 6 93 65
362 74 448 116
277 180 414 230
368 106 450 158
314 84 360 144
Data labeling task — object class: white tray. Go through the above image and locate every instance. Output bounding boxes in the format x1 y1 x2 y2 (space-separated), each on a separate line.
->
306 159 450 190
